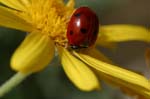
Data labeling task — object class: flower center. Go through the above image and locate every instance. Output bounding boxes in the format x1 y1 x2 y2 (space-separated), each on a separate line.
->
25 0 74 47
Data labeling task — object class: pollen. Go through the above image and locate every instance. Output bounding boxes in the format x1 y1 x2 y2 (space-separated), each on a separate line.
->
21 0 74 47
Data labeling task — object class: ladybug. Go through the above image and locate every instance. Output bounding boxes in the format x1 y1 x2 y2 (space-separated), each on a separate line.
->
67 7 99 49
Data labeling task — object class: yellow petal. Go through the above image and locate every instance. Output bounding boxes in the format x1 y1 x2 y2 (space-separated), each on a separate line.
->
99 73 150 98
58 47 100 91
11 32 55 73
0 6 33 31
65 0 75 18
0 0 30 11
96 25 117 48
66 0 75 8
98 25 150 43
20 0 30 7
79 48 113 64
74 52 150 98
120 86 149 99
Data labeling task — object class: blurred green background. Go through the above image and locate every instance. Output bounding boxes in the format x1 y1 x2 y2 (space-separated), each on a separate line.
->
0 0 149 99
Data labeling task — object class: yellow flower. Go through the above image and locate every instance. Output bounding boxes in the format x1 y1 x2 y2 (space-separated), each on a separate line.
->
0 0 150 98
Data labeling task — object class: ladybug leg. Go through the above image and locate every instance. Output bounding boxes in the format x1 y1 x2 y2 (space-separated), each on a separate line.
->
80 40 89 48
80 46 88 48
70 45 80 49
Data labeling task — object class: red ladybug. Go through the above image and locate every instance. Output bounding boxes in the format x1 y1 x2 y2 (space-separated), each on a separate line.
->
67 7 99 49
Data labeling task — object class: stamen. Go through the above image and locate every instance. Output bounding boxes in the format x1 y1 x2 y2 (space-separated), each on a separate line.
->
24 0 72 47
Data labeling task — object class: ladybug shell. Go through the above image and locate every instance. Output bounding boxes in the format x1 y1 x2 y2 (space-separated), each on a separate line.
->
67 7 99 49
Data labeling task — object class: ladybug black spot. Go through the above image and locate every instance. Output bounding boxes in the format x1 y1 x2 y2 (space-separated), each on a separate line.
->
74 13 81 17
80 28 87 34
70 30 74 35
93 30 98 35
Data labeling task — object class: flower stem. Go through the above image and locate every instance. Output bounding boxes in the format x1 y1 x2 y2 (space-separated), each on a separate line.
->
0 72 31 97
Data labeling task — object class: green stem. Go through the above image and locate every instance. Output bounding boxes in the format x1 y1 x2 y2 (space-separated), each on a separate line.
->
0 72 31 97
